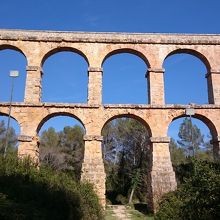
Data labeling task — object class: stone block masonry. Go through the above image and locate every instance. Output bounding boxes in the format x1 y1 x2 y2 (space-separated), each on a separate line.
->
0 29 220 211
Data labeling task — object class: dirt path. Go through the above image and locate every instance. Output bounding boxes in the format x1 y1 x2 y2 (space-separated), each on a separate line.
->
109 205 132 220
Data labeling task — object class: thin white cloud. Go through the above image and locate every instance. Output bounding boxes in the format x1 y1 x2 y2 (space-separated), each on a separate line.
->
83 12 100 27
164 55 188 68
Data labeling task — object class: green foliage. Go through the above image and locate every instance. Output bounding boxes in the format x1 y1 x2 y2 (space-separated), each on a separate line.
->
40 125 84 180
128 168 144 204
177 118 204 157
0 154 103 220
155 160 220 220
0 120 17 154
174 162 194 184
115 194 128 205
169 138 186 166
170 118 213 166
102 118 151 205
130 168 143 190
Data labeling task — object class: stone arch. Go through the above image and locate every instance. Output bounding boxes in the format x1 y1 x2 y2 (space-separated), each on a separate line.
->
167 112 219 159
0 112 21 153
163 48 211 71
101 49 149 104
0 111 24 135
37 112 86 134
40 47 89 103
0 45 28 102
41 47 89 67
101 113 153 206
0 112 20 126
101 113 152 136
168 113 218 138
0 44 27 60
101 48 150 67
163 48 210 104
37 111 86 181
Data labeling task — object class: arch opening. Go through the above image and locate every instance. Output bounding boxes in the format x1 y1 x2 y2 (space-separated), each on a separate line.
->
38 114 85 180
102 52 148 104
163 50 209 104
102 49 150 67
41 47 89 66
101 115 152 209
168 115 215 167
0 48 27 102
0 114 20 155
42 50 88 103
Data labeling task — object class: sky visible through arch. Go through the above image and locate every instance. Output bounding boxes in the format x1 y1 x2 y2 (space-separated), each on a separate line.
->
0 0 219 140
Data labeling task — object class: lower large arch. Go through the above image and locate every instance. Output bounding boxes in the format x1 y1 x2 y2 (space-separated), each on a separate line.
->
0 113 20 155
101 114 152 207
169 113 219 160
169 113 218 138
101 113 152 136
37 113 86 180
37 112 86 134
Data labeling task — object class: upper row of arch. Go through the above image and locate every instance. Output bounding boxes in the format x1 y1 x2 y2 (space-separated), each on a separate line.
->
0 44 212 70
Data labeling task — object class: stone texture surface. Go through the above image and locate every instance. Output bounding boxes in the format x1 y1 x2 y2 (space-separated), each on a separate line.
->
0 29 220 210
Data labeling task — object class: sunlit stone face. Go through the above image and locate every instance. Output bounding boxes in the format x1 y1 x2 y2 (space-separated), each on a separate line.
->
0 29 220 211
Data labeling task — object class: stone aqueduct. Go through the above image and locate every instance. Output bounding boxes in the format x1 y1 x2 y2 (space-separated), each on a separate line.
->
0 29 220 209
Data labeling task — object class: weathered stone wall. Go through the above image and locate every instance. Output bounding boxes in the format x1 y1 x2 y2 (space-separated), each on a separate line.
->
0 29 220 210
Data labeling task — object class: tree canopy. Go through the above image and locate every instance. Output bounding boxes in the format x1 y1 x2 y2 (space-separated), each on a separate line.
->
102 118 151 204
39 125 84 180
0 120 17 155
170 117 213 165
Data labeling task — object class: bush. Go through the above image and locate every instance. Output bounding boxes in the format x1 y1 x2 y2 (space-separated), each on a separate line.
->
0 154 103 220
79 182 104 220
155 160 220 220
116 194 128 204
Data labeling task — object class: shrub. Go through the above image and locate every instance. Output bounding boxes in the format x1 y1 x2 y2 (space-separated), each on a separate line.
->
0 154 103 220
116 194 128 204
79 182 103 220
155 160 220 220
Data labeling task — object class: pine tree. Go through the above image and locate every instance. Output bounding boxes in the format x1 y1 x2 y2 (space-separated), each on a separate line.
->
177 118 204 157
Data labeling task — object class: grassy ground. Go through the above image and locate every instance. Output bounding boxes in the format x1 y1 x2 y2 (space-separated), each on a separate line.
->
105 209 117 220
128 209 154 220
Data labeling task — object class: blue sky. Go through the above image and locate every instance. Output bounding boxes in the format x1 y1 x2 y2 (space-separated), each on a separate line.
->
0 0 218 141
0 0 219 33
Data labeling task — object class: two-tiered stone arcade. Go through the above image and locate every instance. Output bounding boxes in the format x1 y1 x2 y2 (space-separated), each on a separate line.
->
0 29 220 210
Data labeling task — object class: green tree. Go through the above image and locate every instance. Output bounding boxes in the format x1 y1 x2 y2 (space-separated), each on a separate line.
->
39 125 84 180
177 118 204 157
59 125 84 179
169 138 186 166
128 168 143 204
40 127 64 170
155 160 220 220
0 120 17 155
196 134 214 161
102 118 151 204
0 154 103 220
